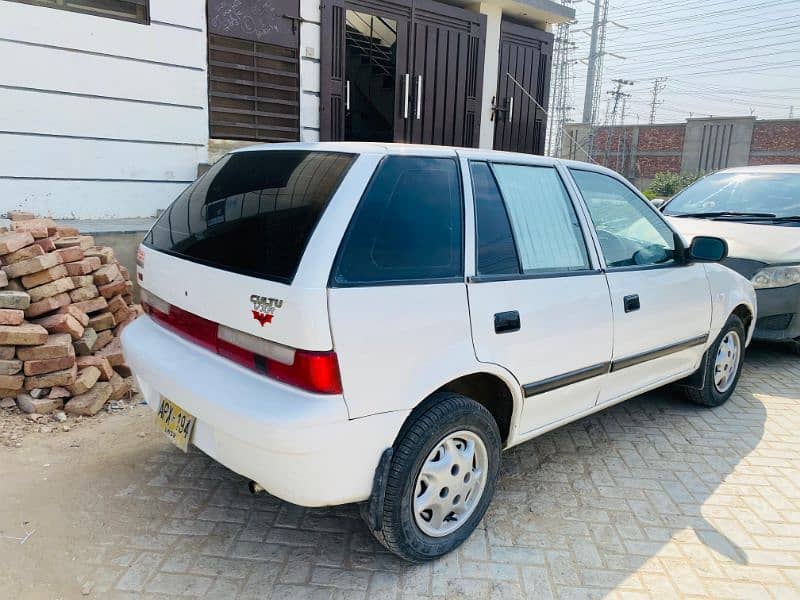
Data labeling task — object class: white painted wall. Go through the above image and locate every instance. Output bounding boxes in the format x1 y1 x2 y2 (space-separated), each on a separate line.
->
0 0 208 219
472 2 502 149
299 1 322 142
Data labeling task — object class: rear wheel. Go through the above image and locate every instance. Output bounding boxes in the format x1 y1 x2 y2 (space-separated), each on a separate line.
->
788 338 800 356
366 392 501 562
683 314 746 407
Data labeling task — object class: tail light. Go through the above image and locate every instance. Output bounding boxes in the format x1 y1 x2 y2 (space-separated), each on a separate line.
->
141 289 342 395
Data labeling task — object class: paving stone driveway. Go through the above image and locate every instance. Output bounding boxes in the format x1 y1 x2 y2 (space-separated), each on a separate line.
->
82 344 800 599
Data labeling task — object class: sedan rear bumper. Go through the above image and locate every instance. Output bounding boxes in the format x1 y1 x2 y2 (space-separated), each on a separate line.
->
121 316 407 507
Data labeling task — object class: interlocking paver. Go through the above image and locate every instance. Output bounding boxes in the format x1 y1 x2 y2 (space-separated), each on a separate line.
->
70 344 800 598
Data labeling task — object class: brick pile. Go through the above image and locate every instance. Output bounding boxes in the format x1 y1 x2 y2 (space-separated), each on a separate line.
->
0 211 141 418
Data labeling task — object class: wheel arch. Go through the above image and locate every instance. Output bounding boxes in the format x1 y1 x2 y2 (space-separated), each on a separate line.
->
732 303 755 340
395 366 523 449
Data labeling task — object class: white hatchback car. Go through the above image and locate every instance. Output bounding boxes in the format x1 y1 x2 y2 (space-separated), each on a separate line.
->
122 143 756 562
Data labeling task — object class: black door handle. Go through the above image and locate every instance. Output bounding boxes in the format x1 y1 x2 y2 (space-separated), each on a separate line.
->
494 311 520 333
624 294 640 313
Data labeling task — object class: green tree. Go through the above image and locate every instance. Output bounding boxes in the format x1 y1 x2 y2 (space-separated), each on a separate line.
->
644 171 703 199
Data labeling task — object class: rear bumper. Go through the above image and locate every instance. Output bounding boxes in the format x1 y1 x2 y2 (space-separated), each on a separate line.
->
121 316 407 507
753 284 800 342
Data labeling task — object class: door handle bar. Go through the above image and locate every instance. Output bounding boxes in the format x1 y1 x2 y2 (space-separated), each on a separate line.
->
403 74 410 119
345 80 350 111
508 96 513 123
416 75 422 119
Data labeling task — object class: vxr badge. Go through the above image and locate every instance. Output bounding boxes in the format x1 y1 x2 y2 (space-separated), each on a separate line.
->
250 295 284 326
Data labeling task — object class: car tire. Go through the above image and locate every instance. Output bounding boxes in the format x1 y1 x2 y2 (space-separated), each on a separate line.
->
683 314 746 407
366 392 501 562
788 338 800 356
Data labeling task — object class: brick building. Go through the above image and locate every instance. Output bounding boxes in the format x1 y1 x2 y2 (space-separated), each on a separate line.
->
561 117 800 189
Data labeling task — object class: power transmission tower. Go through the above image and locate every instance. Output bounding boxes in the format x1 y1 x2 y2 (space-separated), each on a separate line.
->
581 0 626 160
648 76 667 124
582 0 609 125
547 1 578 157
604 78 633 167
791 105 795 119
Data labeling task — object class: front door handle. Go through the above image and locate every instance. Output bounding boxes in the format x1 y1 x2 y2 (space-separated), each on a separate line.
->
494 310 520 334
624 294 640 313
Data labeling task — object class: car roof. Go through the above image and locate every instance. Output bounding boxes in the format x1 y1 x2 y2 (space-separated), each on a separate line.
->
714 164 800 175
231 141 615 175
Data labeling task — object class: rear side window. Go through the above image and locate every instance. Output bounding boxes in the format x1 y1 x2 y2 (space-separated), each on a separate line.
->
470 162 520 276
491 164 591 274
144 151 355 283
332 156 463 285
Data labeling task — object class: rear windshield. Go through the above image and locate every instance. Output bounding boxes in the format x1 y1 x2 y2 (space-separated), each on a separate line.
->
144 150 355 283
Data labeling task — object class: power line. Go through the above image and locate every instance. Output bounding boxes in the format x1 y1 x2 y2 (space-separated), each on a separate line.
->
610 21 800 54
618 58 800 79
618 0 797 29
618 47 796 73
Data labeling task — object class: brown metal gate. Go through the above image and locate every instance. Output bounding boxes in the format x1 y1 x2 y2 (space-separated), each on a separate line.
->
207 0 301 142
320 0 485 147
407 1 485 146
493 20 552 155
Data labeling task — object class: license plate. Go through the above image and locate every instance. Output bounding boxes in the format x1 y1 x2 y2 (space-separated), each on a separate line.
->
155 397 195 452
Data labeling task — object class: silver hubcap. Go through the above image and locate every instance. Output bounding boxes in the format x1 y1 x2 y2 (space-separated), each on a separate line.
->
413 430 488 537
714 330 741 393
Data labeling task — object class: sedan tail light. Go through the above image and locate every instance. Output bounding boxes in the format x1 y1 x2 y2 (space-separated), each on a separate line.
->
141 289 342 395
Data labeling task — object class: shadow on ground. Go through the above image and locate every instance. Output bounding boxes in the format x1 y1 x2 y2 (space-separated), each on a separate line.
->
11 342 798 598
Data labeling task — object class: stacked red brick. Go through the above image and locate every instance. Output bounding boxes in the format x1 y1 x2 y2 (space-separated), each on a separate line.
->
0 211 141 417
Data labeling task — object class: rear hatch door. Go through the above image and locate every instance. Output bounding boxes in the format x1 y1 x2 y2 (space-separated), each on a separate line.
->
139 148 358 351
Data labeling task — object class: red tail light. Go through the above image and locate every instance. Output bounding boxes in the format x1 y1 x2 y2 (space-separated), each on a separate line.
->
141 290 342 395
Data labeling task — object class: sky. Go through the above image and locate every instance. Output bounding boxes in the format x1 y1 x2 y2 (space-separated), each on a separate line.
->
566 0 800 125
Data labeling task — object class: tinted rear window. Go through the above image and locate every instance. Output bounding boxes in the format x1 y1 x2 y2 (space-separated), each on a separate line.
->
144 151 355 283
332 155 463 286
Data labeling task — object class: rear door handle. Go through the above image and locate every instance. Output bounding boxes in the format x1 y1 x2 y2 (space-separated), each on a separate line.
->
494 311 520 334
623 294 640 313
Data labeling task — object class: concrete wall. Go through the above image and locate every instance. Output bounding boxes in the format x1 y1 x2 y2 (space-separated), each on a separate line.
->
0 1 209 220
563 117 800 189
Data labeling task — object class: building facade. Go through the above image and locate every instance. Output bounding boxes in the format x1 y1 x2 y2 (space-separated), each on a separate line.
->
0 0 572 219
562 117 800 189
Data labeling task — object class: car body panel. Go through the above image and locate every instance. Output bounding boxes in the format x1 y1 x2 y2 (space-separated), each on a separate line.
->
599 264 713 404
124 142 758 507
666 216 800 264
122 316 409 506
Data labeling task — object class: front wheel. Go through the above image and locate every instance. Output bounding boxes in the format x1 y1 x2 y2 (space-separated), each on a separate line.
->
788 338 800 356
683 314 746 407
366 392 501 562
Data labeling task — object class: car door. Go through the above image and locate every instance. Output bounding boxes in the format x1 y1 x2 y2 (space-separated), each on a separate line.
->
327 153 477 419
465 158 613 437
567 168 713 405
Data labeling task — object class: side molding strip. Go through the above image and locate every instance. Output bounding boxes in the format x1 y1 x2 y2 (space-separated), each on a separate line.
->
523 362 611 397
521 334 709 398
611 334 709 372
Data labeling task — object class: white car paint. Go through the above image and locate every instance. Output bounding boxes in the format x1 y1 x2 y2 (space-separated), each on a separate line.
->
122 142 756 507
666 217 800 264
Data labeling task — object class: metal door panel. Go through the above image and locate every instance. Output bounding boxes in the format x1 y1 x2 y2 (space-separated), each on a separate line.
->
599 265 712 404
321 0 484 145
493 20 552 154
407 2 484 147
